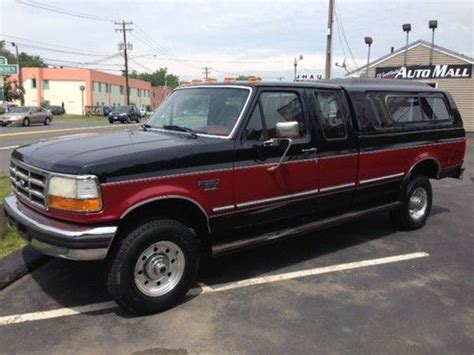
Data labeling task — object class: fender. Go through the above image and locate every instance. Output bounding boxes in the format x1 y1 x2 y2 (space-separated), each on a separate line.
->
401 156 441 188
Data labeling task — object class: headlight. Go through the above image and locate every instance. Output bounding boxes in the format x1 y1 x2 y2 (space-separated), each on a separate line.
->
48 175 102 212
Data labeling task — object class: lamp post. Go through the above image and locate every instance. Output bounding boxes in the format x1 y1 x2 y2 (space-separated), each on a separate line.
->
11 42 24 105
402 23 411 66
79 85 85 116
293 55 304 81
364 36 373 79
429 20 438 65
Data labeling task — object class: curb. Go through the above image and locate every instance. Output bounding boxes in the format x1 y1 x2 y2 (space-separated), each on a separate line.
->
0 246 50 290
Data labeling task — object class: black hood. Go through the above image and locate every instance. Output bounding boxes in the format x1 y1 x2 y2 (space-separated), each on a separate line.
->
12 129 232 182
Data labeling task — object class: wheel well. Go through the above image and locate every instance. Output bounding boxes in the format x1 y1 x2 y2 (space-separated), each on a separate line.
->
115 198 210 244
409 159 440 180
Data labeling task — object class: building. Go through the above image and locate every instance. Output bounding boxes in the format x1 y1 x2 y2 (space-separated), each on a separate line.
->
347 40 474 131
11 68 152 115
150 86 172 110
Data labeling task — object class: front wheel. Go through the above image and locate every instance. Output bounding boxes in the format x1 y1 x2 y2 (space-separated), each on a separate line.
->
390 175 432 231
22 117 30 127
106 219 200 315
44 117 51 125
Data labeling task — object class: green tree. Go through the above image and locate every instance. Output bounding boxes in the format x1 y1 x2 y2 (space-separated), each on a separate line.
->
129 68 179 88
0 41 47 67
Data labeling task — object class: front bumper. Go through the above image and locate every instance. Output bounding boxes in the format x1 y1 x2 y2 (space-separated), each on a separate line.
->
3 195 117 261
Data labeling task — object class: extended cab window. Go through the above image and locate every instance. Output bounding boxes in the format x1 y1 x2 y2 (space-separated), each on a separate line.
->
245 92 307 141
314 90 347 139
420 95 451 121
386 95 425 123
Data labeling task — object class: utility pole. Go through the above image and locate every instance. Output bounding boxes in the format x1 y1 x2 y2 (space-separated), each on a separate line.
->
11 42 24 105
324 0 335 80
115 20 133 105
202 66 212 80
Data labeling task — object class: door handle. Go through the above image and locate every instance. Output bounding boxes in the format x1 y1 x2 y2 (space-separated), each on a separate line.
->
301 147 318 153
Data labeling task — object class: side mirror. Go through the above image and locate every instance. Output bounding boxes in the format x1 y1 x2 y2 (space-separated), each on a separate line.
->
276 121 300 139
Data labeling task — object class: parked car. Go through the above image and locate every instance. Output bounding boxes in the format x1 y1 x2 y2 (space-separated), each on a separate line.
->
108 105 141 123
139 107 147 117
48 105 65 115
103 106 113 116
0 106 52 126
4 80 466 315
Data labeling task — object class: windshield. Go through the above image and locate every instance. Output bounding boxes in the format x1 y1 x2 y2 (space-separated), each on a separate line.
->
9 107 30 113
147 87 250 136
114 106 129 113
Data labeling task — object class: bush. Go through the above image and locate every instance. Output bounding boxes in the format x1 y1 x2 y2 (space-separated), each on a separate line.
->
0 108 5 115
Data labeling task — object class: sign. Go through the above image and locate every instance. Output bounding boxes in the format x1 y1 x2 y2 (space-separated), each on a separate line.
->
0 88 4 101
375 64 472 80
296 73 323 81
0 56 7 65
0 64 19 75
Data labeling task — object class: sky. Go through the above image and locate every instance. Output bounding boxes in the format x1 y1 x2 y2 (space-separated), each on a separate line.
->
0 0 473 81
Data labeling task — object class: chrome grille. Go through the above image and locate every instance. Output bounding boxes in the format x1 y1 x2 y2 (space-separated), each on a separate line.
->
9 159 48 209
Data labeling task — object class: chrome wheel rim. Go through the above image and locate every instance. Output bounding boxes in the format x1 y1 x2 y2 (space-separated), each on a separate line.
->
134 241 185 297
408 187 428 221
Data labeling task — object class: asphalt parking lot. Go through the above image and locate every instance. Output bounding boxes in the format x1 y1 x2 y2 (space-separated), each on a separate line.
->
0 135 473 354
0 118 140 174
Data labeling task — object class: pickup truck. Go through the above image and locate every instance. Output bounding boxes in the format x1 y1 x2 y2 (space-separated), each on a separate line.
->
4 79 466 314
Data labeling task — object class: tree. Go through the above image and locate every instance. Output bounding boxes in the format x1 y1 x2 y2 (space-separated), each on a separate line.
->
129 68 179 88
0 41 47 67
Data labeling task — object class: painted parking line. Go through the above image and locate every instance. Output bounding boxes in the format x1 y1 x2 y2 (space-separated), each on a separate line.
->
0 124 140 138
0 145 19 151
0 252 429 326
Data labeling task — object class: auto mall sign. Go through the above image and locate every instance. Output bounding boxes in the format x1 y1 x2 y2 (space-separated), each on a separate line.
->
375 64 472 79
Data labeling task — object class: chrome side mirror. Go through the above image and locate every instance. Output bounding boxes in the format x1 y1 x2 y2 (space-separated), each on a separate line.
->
276 121 300 139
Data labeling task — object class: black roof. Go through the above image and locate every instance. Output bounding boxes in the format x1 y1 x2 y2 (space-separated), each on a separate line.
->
190 79 438 92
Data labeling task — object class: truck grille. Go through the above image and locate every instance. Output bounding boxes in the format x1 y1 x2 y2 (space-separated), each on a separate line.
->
9 159 48 209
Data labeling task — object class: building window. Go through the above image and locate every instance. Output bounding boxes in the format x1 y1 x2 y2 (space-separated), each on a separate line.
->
31 79 37 89
42 80 50 90
137 89 141 97
98 82 102 92
120 86 124 94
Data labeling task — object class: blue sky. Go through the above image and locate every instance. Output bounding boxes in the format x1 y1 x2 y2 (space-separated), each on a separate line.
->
1 0 473 81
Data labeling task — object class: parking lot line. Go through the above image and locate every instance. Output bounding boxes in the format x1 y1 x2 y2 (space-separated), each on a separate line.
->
0 145 19 151
0 124 140 138
0 252 429 326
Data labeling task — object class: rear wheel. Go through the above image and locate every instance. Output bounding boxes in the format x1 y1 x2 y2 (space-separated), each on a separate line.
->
390 175 432 230
44 117 51 125
126 116 131 124
108 118 114 124
106 219 200 315
22 117 30 127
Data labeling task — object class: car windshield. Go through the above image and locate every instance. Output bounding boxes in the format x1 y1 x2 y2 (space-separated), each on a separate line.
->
147 87 250 136
9 107 30 113
114 106 129 113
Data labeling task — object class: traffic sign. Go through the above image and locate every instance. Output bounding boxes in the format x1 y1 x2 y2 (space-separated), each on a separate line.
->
0 56 7 65
0 64 19 75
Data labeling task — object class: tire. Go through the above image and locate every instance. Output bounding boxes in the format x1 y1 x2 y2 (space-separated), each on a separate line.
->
106 219 200 315
22 117 30 127
390 175 432 231
136 116 141 123
44 117 51 126
126 116 131 124
109 119 114 124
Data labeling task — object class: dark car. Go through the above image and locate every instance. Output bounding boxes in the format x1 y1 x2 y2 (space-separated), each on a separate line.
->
108 105 141 124
103 106 113 116
4 81 466 315
48 105 65 115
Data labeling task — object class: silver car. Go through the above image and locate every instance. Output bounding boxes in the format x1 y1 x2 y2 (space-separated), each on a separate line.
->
0 106 53 127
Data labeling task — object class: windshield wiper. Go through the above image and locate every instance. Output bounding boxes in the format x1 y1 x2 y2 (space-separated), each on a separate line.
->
141 123 152 131
162 125 198 138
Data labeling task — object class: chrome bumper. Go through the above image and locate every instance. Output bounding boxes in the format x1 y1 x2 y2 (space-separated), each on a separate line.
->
3 195 117 261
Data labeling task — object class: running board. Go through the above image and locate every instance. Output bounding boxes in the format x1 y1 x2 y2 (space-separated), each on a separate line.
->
212 202 401 256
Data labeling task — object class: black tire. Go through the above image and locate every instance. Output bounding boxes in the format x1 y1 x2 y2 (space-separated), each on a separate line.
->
390 175 432 231
44 117 51 126
108 118 114 124
126 116 131 124
106 219 200 315
136 116 141 123
22 117 30 127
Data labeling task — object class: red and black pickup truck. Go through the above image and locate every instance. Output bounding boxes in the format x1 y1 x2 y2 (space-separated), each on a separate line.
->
4 79 466 314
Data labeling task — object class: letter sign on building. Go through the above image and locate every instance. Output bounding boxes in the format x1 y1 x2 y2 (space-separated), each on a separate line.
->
375 64 472 79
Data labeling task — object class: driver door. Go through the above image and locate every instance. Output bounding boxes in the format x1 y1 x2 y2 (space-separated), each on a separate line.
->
231 89 319 231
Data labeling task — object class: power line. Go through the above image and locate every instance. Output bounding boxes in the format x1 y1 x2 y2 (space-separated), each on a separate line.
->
334 3 359 71
15 0 116 22
202 66 212 80
115 20 133 105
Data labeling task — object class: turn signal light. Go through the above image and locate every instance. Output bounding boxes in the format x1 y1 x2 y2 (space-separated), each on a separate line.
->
49 195 102 213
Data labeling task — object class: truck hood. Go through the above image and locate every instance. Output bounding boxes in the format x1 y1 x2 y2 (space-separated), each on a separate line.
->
12 129 218 179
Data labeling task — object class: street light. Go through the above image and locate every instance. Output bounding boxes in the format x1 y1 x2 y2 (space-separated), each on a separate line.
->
364 36 373 79
429 20 438 65
79 85 85 116
293 55 304 81
11 42 24 105
402 23 411 66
